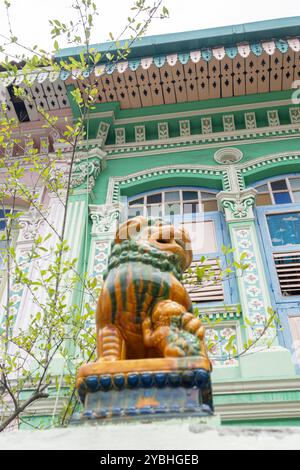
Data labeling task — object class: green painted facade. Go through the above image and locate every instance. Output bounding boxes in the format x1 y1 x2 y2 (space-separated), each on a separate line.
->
19 17 300 428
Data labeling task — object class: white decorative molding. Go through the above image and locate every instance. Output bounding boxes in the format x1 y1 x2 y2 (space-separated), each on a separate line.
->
106 164 226 204
267 109 280 127
244 112 257 129
89 204 121 235
18 208 45 243
214 148 243 165
70 149 107 193
135 125 146 142
179 120 191 137
201 117 212 134
289 107 300 124
97 121 110 146
158 122 169 140
223 115 235 132
105 152 300 204
115 128 126 145
217 188 257 221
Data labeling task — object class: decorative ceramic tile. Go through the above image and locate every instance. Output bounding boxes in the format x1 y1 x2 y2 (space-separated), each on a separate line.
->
206 325 238 367
223 115 235 132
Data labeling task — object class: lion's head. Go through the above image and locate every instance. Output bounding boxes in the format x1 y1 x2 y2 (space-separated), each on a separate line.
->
114 216 192 273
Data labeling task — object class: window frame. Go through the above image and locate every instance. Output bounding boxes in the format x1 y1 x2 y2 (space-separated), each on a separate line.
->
127 186 219 219
126 187 237 306
254 174 300 206
256 203 300 303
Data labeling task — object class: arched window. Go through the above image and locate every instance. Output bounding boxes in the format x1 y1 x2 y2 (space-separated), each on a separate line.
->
126 187 235 306
128 188 218 220
255 176 300 206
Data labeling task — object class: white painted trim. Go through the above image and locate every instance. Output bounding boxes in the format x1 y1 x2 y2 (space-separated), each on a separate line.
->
105 151 300 203
91 99 293 126
102 123 300 151
104 134 300 161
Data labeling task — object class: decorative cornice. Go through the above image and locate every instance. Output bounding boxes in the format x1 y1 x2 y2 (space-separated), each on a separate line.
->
106 152 300 204
239 151 300 173
217 188 257 221
102 122 300 153
106 165 226 204
103 134 300 161
98 98 294 126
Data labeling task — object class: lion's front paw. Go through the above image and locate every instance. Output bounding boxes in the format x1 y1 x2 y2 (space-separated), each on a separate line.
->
164 344 186 358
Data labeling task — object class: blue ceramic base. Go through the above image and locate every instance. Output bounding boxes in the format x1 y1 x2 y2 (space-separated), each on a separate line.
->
75 367 213 423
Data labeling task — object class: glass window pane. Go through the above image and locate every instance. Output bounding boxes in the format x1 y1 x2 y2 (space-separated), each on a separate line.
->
182 220 217 255
129 197 144 206
0 219 5 231
183 202 199 214
165 203 181 216
256 194 273 206
147 205 162 218
290 178 300 190
274 192 292 204
147 193 162 204
267 212 300 246
183 191 198 201
203 200 218 212
128 207 143 218
164 191 180 202
293 191 300 203
200 192 216 200
271 180 288 191
256 184 269 193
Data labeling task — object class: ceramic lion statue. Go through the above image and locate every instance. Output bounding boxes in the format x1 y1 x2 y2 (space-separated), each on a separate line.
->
96 216 208 361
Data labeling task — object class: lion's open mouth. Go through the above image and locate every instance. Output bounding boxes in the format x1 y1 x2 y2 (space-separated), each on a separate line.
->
156 239 171 244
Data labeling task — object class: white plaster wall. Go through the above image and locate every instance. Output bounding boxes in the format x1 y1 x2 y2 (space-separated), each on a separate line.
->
0 421 300 450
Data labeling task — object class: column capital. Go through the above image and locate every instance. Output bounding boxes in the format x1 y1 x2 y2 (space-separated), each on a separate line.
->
217 188 257 222
89 203 121 237
69 149 107 195
17 207 46 245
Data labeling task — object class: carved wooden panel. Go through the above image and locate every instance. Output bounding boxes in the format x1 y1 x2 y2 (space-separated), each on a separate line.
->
270 49 283 92
245 52 258 95
159 63 177 105
171 62 188 103
257 52 270 93
135 67 153 107
282 50 295 90
148 65 164 106
208 57 221 99
233 56 246 96
221 56 234 98
195 59 209 100
183 61 199 101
